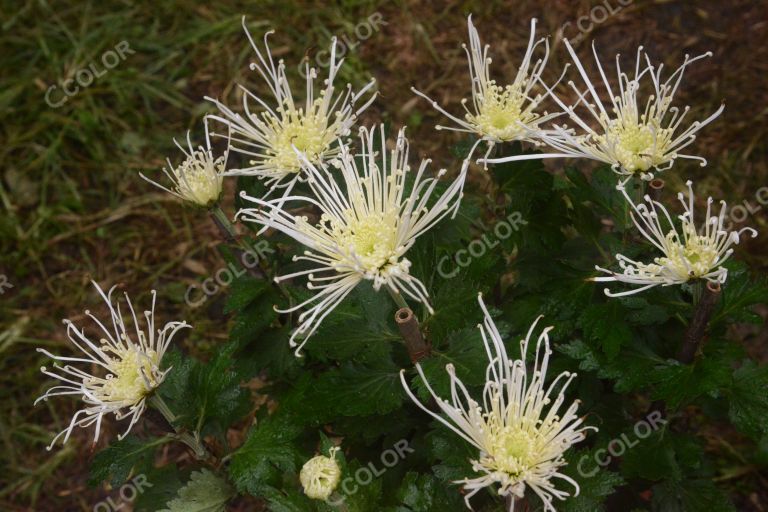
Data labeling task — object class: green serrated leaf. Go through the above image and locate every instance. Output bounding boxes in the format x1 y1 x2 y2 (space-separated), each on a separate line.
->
727 360 768 440
711 262 768 326
651 478 735 512
158 343 250 438
89 436 171 487
393 471 465 511
578 302 632 360
621 431 702 482
651 342 738 409
160 469 233 512
427 427 475 485
413 327 487 401
310 360 404 418
224 275 268 314
560 448 624 512
134 465 185 512
228 378 311 495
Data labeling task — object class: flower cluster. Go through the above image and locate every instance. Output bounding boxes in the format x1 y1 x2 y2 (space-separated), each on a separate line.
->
35 12 758 512
473 36 723 182
415 15 755 298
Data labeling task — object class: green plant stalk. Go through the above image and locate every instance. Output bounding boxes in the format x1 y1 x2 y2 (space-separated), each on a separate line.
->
149 394 210 460
386 285 410 310
210 203 238 243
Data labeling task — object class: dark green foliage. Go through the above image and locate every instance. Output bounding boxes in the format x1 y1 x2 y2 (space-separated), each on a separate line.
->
89 436 172 487
84 130 767 512
158 342 251 439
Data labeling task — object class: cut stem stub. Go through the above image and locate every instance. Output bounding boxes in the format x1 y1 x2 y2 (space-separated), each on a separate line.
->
649 178 665 202
395 307 431 363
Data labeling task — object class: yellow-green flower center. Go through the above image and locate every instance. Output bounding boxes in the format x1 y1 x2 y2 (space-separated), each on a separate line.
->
92 347 160 404
599 119 672 173
345 213 398 270
174 151 224 206
265 102 337 173
467 82 535 141
658 229 719 280
484 424 543 477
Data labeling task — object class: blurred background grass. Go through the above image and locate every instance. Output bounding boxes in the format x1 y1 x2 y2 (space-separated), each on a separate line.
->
1 0 766 510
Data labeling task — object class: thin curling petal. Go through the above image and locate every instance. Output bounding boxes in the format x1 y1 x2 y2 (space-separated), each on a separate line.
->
35 282 190 450
594 181 757 296
486 42 723 180
237 124 467 354
402 294 595 511
414 16 559 158
205 18 377 195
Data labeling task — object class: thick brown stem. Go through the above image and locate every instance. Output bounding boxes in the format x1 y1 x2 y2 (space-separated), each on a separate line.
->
395 308 431 363
648 178 665 202
677 281 722 364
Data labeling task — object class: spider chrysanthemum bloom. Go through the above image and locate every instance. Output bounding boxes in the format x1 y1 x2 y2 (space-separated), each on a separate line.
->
401 294 594 511
300 447 342 500
592 181 757 297
413 16 559 160
485 42 724 181
205 17 377 194
35 282 189 449
140 131 226 208
237 124 467 354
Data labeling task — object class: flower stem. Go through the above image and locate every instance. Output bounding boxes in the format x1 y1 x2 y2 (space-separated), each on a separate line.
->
677 281 722 364
209 204 237 244
208 203 271 282
149 394 210 460
150 393 176 423
386 285 409 310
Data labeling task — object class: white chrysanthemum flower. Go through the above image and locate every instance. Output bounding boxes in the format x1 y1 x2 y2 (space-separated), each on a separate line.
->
484 41 724 181
237 124 467 354
593 181 757 297
401 294 594 511
300 447 342 500
140 131 226 207
205 17 377 194
35 282 189 450
413 16 560 160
